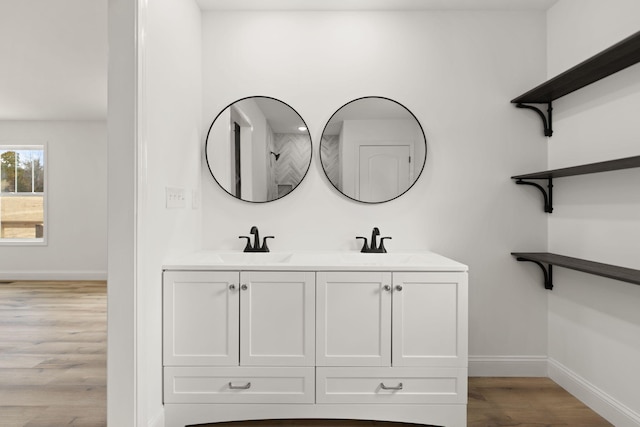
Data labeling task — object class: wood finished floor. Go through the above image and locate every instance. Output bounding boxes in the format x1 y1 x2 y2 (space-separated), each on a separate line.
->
0 281 106 427
0 281 612 427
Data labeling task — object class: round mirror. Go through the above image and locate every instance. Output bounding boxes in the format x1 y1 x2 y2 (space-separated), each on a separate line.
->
205 96 312 202
320 96 427 203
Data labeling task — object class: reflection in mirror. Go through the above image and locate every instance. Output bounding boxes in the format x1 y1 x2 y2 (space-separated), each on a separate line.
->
320 97 427 203
205 96 312 203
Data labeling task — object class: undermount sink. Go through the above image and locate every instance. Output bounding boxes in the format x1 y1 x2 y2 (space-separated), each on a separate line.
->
216 252 293 264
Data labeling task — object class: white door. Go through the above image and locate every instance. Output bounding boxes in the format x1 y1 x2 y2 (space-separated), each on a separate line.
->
392 272 468 367
240 271 315 366
358 145 410 202
163 271 240 366
316 272 392 366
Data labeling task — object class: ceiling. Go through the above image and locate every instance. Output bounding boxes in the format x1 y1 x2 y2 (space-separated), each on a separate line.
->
196 0 557 11
0 0 107 121
0 0 556 121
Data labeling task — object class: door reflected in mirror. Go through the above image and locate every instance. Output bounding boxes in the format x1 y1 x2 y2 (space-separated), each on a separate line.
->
320 97 427 203
205 96 312 203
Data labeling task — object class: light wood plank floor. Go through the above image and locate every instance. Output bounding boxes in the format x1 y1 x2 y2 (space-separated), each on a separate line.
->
0 281 106 427
0 282 612 427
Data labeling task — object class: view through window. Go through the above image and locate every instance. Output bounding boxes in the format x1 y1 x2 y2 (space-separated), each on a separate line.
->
0 145 45 242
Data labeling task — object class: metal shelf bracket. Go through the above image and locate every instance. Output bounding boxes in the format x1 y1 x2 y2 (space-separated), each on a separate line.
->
516 257 554 290
516 102 553 137
515 178 553 213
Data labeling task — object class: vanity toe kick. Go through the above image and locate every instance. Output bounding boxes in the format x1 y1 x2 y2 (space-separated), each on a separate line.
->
316 367 467 404
164 366 315 404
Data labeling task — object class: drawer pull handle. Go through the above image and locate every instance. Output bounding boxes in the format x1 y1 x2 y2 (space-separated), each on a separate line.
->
380 382 403 391
228 381 251 390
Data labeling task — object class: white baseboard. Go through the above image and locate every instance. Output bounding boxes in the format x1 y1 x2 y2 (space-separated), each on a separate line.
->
549 359 640 427
469 355 548 377
0 270 107 281
148 409 165 427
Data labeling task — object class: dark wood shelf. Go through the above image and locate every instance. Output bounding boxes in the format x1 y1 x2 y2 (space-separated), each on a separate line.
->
512 30 640 104
512 252 640 289
512 155 640 180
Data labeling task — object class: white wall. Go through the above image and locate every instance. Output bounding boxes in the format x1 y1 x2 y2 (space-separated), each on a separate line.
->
108 0 203 425
138 0 203 425
0 120 107 280
201 10 549 369
107 0 137 423
546 1 640 425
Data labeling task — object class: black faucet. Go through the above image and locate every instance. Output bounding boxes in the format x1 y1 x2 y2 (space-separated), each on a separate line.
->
356 227 392 253
239 226 274 252
371 227 380 251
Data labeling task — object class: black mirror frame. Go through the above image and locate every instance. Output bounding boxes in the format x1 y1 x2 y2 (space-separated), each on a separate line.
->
319 96 427 204
205 95 313 204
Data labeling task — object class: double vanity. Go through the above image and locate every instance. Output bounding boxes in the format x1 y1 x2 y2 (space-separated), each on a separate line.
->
177 91 465 426
162 250 468 427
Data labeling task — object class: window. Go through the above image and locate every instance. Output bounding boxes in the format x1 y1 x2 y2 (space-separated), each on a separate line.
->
0 145 46 244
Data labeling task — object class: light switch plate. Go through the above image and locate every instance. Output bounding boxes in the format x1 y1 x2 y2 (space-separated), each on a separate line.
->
166 187 186 209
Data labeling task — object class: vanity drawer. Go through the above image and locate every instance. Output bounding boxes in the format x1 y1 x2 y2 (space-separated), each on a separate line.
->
164 366 314 404
316 367 467 404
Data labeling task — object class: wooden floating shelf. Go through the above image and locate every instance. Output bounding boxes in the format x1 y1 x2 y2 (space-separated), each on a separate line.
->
512 155 640 180
511 155 640 212
511 30 640 136
512 252 640 290
512 30 640 104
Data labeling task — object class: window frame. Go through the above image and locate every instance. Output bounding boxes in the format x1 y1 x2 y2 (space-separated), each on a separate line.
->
0 142 48 246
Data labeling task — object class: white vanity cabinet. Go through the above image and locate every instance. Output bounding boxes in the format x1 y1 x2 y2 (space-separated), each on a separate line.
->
316 271 467 367
163 252 468 427
392 272 467 368
316 271 392 366
163 270 316 404
315 271 467 404
163 271 239 366
239 271 315 367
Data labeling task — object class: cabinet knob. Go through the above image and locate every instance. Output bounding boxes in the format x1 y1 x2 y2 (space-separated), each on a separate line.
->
241 284 248 291
229 284 236 291
395 285 403 292
383 285 391 292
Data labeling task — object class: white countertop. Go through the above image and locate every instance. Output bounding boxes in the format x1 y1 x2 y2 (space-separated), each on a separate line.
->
163 250 468 272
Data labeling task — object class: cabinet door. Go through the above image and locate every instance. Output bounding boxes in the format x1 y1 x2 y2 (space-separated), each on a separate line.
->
392 272 468 367
163 271 239 366
240 271 315 366
317 271 392 366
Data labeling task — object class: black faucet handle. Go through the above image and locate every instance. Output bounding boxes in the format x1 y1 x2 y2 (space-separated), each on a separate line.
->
356 236 370 253
239 236 252 252
261 236 274 252
379 237 392 253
